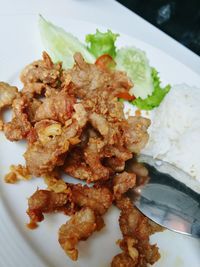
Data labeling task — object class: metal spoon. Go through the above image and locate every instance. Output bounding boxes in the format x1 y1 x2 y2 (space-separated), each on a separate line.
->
126 154 200 238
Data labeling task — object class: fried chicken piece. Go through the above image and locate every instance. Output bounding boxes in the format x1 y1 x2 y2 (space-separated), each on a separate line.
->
124 116 151 154
113 172 136 199
71 184 113 215
20 52 61 89
4 164 31 184
27 189 71 225
4 95 32 141
34 89 76 124
113 197 163 267
24 120 81 176
58 207 97 261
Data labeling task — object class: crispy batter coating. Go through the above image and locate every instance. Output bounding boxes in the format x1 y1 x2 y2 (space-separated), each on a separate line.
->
4 164 31 184
27 189 72 225
124 116 151 153
111 252 136 267
58 207 97 261
2 52 157 265
0 82 18 109
71 184 113 215
24 119 81 176
113 172 136 199
20 52 61 90
4 95 32 141
34 89 76 124
113 197 163 267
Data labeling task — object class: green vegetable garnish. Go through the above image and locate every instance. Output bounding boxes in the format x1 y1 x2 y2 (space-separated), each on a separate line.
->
38 15 95 69
86 30 119 58
115 47 154 99
132 68 171 110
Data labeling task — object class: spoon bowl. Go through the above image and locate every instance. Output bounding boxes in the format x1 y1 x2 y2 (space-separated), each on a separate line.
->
126 155 200 238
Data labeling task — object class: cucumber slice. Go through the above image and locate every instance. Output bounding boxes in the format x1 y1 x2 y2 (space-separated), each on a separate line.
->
115 46 153 99
38 15 95 69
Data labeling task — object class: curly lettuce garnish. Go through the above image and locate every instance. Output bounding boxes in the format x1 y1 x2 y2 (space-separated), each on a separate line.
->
132 68 171 110
86 30 119 58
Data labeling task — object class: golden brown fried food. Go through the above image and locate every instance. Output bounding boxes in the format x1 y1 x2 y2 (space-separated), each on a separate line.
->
4 164 31 184
27 189 72 225
113 172 136 199
113 197 163 267
2 52 158 266
4 95 32 141
69 53 132 99
111 252 136 267
84 137 111 180
124 116 151 153
64 144 112 182
0 82 18 109
58 207 97 261
34 89 76 124
71 184 113 215
20 52 61 90
24 119 81 176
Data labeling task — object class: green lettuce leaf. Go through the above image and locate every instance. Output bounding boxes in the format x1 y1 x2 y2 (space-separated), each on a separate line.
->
132 68 171 110
86 30 119 58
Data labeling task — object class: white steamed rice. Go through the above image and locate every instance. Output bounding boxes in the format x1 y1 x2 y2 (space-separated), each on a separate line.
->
142 84 200 183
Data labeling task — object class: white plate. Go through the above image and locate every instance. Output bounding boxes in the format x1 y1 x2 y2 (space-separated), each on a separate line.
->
0 14 200 267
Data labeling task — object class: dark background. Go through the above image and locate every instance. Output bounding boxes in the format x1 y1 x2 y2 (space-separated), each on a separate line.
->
117 0 200 56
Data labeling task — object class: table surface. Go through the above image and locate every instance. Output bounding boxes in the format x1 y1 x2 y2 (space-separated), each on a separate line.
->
1 0 200 74
117 0 200 57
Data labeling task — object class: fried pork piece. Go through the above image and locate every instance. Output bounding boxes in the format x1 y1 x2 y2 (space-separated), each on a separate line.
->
113 172 136 199
4 95 32 141
26 98 42 123
64 145 111 182
124 116 151 154
34 89 76 124
84 137 111 180
24 119 81 176
113 197 163 267
65 53 132 99
83 87 125 122
58 207 97 261
0 82 18 129
71 184 113 215
27 189 72 225
20 52 61 95
22 82 46 98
